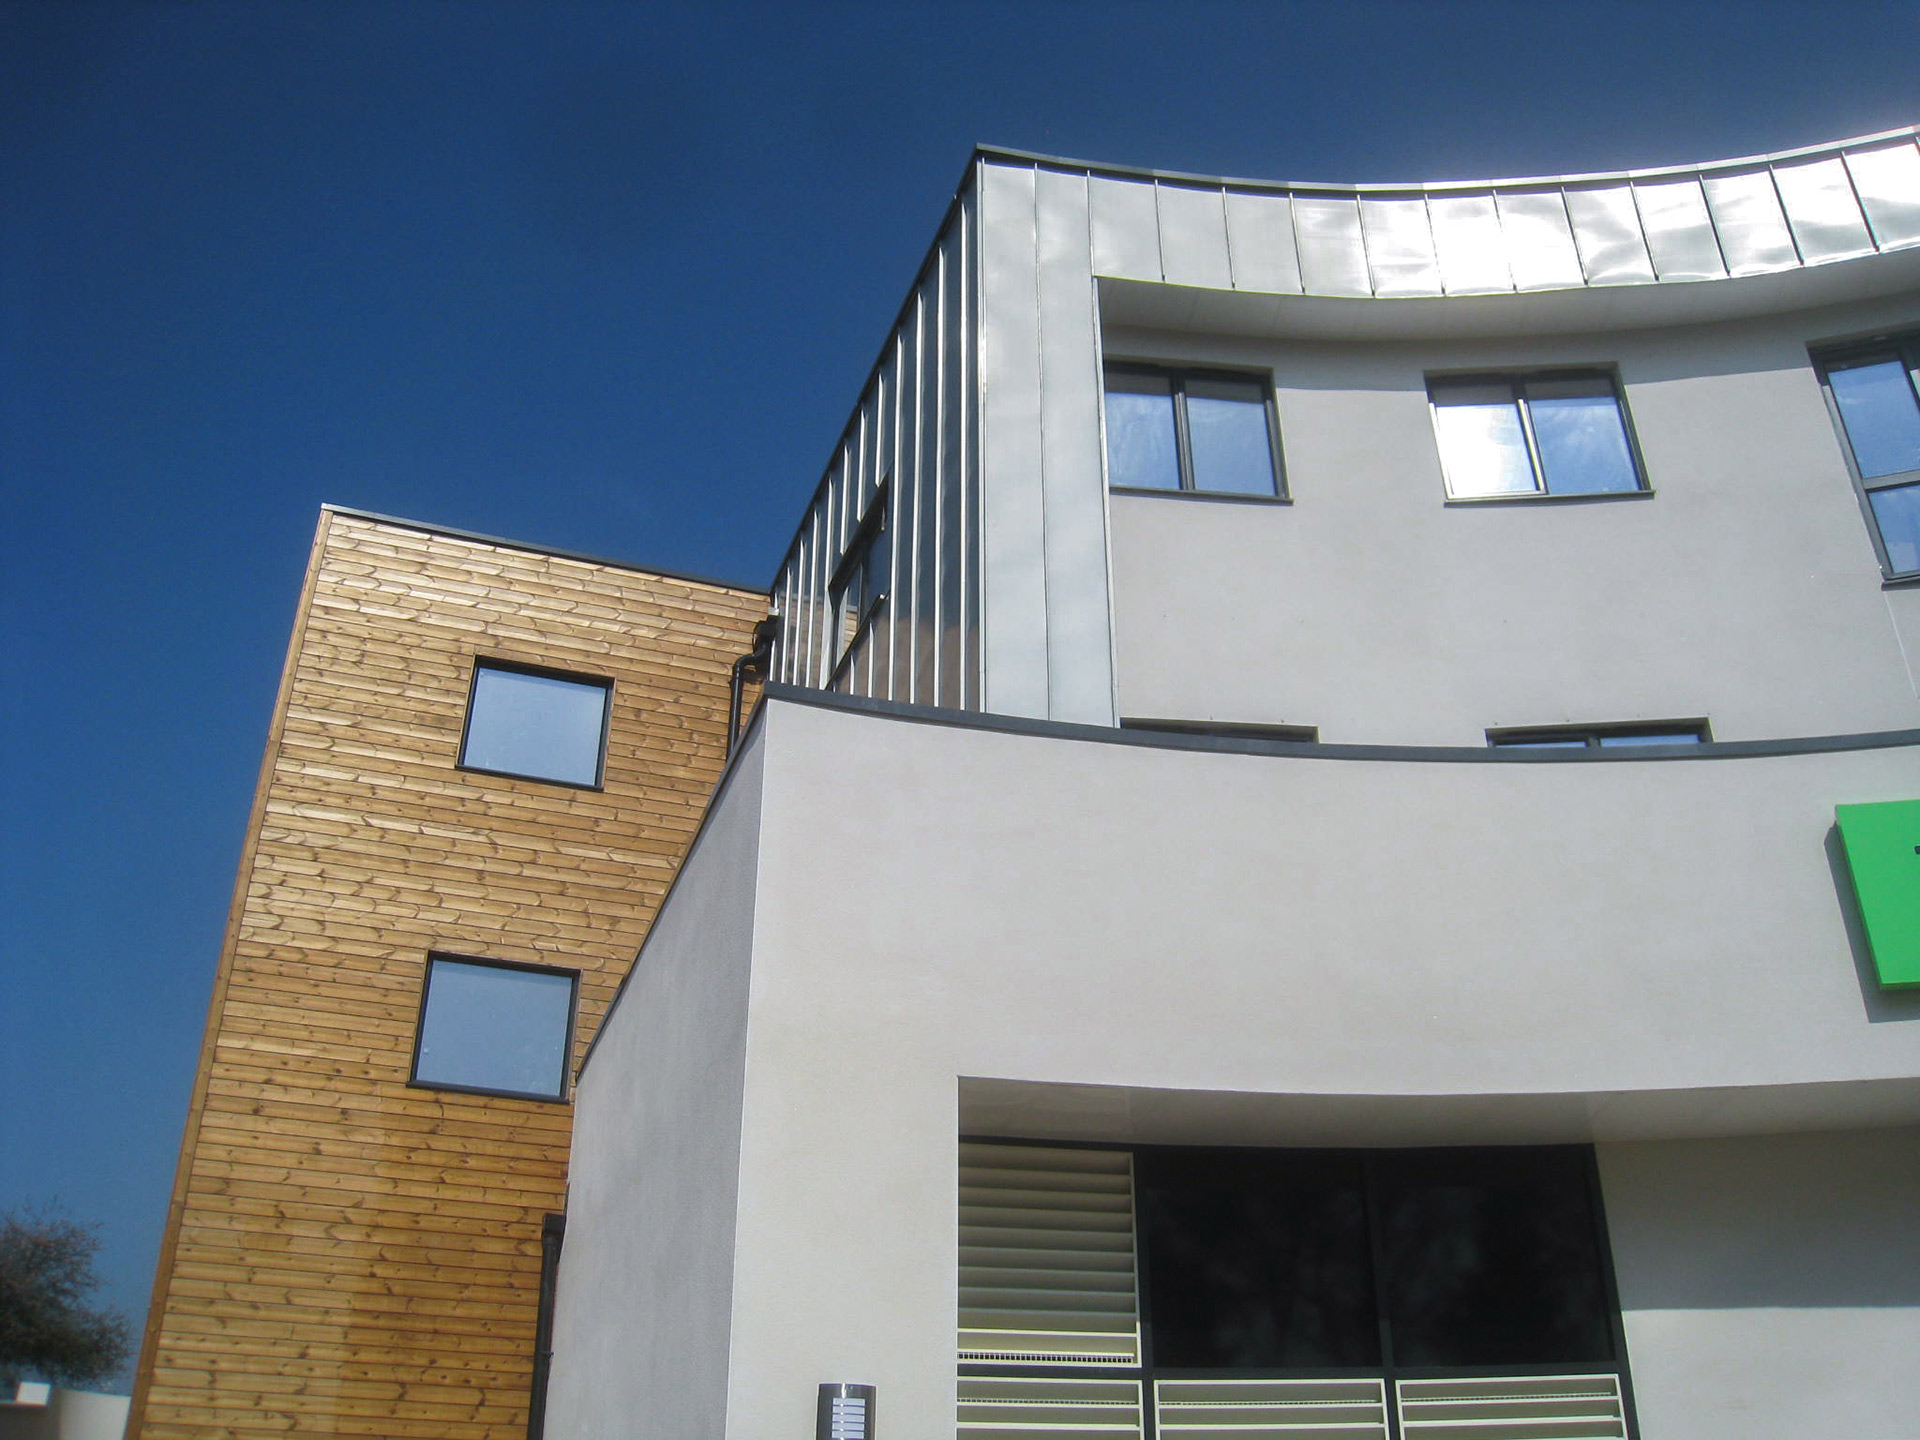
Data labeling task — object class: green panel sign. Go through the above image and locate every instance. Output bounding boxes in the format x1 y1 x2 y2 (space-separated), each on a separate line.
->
1836 799 1920 990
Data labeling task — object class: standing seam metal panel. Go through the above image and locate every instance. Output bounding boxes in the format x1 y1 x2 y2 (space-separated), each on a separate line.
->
978 161 1051 719
1034 165 1118 724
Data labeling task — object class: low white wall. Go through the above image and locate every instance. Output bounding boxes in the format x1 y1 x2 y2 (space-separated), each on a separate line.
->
0 1387 128 1440
543 737 767 1440
1600 1128 1920 1440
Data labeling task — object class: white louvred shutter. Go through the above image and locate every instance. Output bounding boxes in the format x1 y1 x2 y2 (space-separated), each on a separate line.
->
1395 1374 1627 1439
958 1143 1140 1365
1155 1378 1390 1438
957 1377 1143 1438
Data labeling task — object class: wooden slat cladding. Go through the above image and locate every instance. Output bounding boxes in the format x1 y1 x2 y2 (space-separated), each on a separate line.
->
130 511 766 1439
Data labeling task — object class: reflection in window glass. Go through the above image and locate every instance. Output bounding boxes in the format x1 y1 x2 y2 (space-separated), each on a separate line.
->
461 664 611 787
1829 358 1920 479
1431 383 1535 496
1527 377 1640 494
413 958 576 1099
1869 482 1920 573
1103 371 1181 490
1597 730 1704 747
1431 373 1644 498
1138 1149 1378 1369
1185 377 1278 496
1374 1149 1612 1368
1104 365 1283 496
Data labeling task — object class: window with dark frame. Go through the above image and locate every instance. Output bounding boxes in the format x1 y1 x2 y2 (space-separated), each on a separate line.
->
410 954 578 1102
1814 337 1920 578
1488 722 1708 750
958 1139 1635 1437
828 487 890 688
1430 371 1646 500
459 660 612 788
1103 364 1284 498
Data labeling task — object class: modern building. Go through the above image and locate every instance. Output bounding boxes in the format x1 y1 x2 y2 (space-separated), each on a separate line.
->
136 128 1920 1440
127 512 766 1437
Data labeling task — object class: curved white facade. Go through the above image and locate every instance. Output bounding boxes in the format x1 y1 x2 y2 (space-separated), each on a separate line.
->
558 134 1920 1440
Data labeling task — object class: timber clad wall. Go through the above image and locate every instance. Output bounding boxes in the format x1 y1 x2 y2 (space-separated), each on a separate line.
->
130 510 766 1439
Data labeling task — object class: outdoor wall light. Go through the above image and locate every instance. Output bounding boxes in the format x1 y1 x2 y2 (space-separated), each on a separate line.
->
816 1382 875 1439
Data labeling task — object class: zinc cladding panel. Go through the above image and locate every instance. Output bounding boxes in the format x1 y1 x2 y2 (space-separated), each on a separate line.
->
1358 195 1442 296
1291 194 1372 296
1702 169 1801 275
1774 155 1876 261
131 512 766 1440
1035 165 1117 726
1846 141 1920 250
1223 189 1304 294
1156 183 1233 290
1564 185 1656 284
978 160 1051 719
1633 176 1726 281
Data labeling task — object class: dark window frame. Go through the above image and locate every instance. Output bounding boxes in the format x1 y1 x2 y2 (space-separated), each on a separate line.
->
827 482 892 691
457 657 614 791
407 952 581 1104
1428 368 1650 502
956 1136 1639 1434
1103 362 1288 500
1487 720 1710 750
1812 334 1920 581
1122 718 1319 744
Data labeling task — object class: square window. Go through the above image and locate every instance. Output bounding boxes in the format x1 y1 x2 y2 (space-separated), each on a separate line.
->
459 661 612 788
1104 365 1284 498
410 955 577 1101
1430 372 1645 499
1815 339 1920 578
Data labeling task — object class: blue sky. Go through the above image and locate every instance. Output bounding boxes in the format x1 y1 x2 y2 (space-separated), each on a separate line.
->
3 0 1916 1389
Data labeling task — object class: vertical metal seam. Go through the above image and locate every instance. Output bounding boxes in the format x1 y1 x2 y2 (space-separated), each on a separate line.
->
958 191 973 710
1623 179 1659 282
1029 163 1051 716
1219 184 1239 289
933 243 948 708
911 289 927 705
1839 147 1888 252
1766 163 1810 266
1285 189 1308 296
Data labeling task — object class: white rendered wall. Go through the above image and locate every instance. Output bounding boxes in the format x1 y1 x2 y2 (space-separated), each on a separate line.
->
675 698 1920 1440
1598 1129 1920 1440
543 738 766 1440
1106 292 1920 743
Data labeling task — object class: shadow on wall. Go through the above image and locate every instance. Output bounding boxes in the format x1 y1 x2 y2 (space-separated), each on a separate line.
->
1824 825 1920 1024
1599 1127 1920 1310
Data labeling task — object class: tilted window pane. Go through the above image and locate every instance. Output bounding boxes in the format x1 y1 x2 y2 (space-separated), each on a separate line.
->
1526 378 1640 494
462 665 610 786
1137 1149 1380 1369
1432 384 1536 496
1104 372 1181 490
1492 737 1589 749
1869 481 1920 573
1374 1148 1612 1368
1830 357 1920 478
414 959 575 1099
1185 377 1278 495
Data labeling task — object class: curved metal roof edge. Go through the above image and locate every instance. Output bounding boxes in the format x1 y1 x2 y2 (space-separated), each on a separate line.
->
974 124 1920 195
